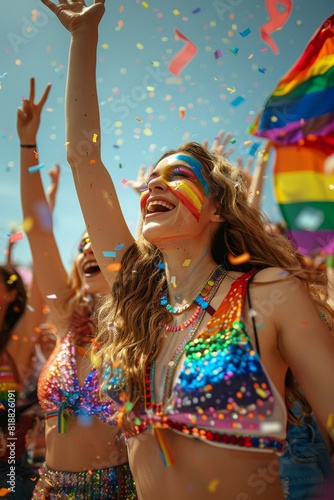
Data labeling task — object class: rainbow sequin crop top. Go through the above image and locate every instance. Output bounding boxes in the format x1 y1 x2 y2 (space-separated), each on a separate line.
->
38 332 117 432
108 270 287 458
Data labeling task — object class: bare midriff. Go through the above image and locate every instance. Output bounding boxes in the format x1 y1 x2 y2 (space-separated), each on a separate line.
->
44 416 128 472
127 429 285 500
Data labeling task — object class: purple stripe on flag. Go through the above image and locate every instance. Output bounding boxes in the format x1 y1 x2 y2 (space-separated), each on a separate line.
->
286 230 334 255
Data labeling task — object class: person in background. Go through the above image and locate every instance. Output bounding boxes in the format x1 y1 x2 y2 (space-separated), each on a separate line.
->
18 76 137 500
0 262 45 497
42 2 334 499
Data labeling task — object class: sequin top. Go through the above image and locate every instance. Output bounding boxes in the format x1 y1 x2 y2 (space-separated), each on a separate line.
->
108 270 288 455
38 332 117 426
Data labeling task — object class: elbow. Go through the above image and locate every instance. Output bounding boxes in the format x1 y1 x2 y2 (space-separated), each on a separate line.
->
66 138 100 169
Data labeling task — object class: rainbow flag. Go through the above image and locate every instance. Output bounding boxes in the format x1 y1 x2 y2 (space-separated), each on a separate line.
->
249 14 334 255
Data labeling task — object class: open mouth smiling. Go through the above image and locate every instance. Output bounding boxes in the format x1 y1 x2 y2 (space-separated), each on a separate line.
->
83 261 101 277
146 200 175 214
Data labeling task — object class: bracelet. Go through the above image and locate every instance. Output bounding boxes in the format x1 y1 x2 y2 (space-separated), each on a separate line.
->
20 144 37 148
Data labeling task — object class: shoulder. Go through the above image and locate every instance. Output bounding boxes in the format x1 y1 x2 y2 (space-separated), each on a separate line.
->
246 267 313 320
252 267 295 283
251 267 303 294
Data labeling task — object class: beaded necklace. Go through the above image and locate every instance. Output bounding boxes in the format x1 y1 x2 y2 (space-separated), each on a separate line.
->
162 265 226 332
147 266 227 410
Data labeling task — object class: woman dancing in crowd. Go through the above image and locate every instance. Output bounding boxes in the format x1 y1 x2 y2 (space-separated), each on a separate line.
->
18 77 137 499
42 1 334 499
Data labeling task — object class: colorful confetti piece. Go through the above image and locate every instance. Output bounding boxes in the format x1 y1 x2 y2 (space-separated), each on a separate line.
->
228 252 251 265
239 28 251 37
103 251 117 258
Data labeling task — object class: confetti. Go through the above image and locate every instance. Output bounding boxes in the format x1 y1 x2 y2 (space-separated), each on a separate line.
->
255 387 268 398
106 263 122 272
258 67 266 74
0 489 11 497
115 243 124 251
28 163 45 173
214 49 223 59
248 308 257 318
208 480 220 493
230 96 245 107
9 232 23 243
47 294 57 299
239 28 251 37
249 142 261 156
103 251 117 258
156 263 166 269
136 116 144 123
92 133 98 143
192 8 201 14
168 29 198 76
182 259 191 267
229 47 239 55
179 107 185 119
228 252 251 265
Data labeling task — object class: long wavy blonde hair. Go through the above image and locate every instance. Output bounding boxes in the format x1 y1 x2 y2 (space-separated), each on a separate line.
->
96 142 332 430
51 231 90 333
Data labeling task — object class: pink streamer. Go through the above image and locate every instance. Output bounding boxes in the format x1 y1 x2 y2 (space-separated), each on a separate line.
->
260 0 293 55
168 29 198 76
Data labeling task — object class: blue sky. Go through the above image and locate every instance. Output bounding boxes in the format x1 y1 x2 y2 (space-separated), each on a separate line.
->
1 0 333 271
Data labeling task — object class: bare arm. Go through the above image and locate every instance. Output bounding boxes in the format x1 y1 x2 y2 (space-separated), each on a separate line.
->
7 152 63 378
18 78 72 318
41 0 133 287
47 163 61 212
255 268 334 432
236 142 270 209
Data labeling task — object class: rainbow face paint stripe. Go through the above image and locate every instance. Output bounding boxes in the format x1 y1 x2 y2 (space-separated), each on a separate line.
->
140 154 210 221
140 189 149 212
173 154 209 196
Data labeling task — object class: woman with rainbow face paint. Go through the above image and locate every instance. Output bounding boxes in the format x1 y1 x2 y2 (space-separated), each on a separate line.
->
42 2 334 499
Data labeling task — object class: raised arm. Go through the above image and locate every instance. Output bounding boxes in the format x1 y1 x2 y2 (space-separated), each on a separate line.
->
18 78 70 310
240 142 271 210
47 163 61 212
7 151 63 379
41 0 134 285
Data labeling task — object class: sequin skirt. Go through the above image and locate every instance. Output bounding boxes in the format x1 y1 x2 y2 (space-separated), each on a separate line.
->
38 461 138 499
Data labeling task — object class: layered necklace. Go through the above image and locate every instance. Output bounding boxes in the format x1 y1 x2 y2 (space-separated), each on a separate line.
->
160 264 226 332
148 264 227 410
